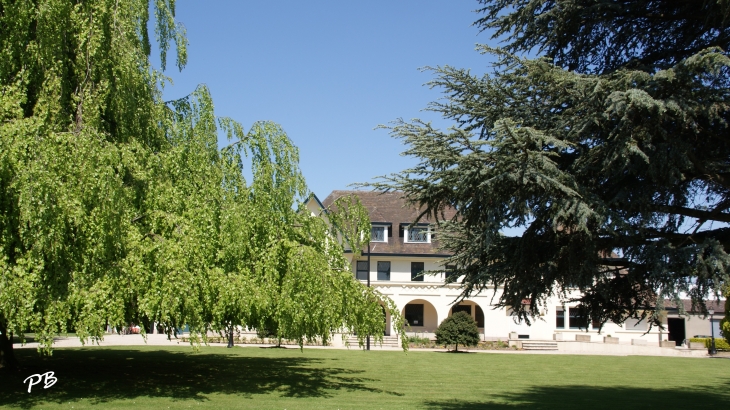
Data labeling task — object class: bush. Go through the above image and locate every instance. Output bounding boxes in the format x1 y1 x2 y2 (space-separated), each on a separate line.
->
689 338 730 351
407 335 431 344
477 340 509 350
435 311 480 352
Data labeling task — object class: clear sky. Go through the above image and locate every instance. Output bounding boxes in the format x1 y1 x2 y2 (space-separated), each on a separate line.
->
155 1 497 199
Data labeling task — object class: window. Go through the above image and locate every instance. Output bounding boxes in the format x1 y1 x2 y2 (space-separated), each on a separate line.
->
556 307 565 329
356 261 368 281
377 261 391 281
411 262 424 281
407 227 429 243
569 307 588 330
371 226 386 242
405 304 424 326
712 319 723 338
624 317 648 332
444 265 457 281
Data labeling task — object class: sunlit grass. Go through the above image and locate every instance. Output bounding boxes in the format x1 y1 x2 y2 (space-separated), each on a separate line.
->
1 346 728 409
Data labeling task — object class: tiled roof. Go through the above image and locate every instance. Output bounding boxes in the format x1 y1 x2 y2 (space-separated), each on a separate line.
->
321 190 455 256
664 299 726 315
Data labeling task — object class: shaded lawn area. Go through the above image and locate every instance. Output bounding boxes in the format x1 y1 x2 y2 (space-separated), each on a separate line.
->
0 346 728 409
12 334 78 344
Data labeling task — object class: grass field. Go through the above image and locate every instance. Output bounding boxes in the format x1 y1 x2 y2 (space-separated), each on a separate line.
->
1 346 728 409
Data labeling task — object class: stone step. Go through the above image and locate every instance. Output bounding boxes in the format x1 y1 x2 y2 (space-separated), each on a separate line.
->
521 342 558 350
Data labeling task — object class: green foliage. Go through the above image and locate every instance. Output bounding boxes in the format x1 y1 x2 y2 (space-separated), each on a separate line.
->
371 0 730 328
475 0 730 74
724 287 730 346
407 334 431 344
0 0 404 368
689 337 730 351
0 0 187 358
407 334 436 348
327 194 371 259
478 340 510 350
435 311 480 351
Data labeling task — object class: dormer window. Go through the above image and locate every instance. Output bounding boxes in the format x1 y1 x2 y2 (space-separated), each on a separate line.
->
371 226 385 242
408 227 428 242
402 224 430 243
370 223 390 243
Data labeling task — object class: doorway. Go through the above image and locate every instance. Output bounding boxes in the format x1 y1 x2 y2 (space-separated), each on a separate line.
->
667 318 686 344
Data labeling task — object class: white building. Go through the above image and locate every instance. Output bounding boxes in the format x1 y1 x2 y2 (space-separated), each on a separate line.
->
307 190 724 347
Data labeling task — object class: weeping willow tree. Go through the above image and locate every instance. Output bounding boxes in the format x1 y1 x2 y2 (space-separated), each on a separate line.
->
372 0 730 332
0 0 399 370
224 123 403 349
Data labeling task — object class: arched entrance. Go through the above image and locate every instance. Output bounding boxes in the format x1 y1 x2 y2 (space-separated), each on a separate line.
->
449 300 486 329
402 299 438 333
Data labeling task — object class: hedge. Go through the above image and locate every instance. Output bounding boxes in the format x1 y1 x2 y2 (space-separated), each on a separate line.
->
689 338 730 351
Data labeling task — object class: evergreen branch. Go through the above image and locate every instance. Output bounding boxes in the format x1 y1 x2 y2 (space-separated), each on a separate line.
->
649 204 730 223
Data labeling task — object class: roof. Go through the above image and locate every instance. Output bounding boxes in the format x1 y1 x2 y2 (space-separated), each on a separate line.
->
321 190 455 256
664 299 726 315
308 193 327 213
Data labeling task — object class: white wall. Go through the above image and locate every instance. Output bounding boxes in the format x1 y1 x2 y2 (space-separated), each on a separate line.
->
352 257 448 283
349 255 664 343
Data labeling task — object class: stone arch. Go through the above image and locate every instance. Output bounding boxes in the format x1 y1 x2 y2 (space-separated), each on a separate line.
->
449 300 486 329
402 299 439 333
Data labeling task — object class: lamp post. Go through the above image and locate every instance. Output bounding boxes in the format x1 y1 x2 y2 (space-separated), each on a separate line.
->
709 308 717 355
366 243 371 351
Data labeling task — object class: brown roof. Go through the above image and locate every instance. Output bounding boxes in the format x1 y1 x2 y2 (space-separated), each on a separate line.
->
321 190 455 256
664 299 726 315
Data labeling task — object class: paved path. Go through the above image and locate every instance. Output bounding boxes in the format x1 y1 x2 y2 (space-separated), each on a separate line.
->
13 334 721 358
14 334 191 349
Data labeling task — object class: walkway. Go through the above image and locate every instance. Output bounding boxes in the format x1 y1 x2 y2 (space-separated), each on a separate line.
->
13 334 721 358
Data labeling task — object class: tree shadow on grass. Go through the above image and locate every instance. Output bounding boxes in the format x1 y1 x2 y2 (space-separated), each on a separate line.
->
422 381 730 410
0 347 401 408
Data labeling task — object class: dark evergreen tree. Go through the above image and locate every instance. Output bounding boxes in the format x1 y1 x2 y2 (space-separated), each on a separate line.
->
435 311 480 352
372 0 730 328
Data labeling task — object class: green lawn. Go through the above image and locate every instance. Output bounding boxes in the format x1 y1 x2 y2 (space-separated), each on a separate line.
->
1 346 728 409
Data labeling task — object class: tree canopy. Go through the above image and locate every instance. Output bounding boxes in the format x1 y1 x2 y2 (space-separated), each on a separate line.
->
0 0 400 369
435 311 480 352
371 0 730 330
475 0 730 74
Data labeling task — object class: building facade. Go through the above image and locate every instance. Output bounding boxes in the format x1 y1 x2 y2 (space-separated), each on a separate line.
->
307 190 724 346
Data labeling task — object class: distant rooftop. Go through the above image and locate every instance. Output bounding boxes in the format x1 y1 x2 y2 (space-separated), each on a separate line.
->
664 299 725 315
321 190 455 256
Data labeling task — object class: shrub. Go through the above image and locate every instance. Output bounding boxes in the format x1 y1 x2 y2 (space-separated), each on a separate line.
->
476 340 509 350
407 335 431 344
689 338 730 351
435 311 480 352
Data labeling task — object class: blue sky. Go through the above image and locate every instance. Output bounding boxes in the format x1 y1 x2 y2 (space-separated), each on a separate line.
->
154 1 497 199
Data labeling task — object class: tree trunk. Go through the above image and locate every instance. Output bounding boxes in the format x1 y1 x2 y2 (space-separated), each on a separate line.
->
0 320 18 371
227 325 234 348
454 343 458 352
